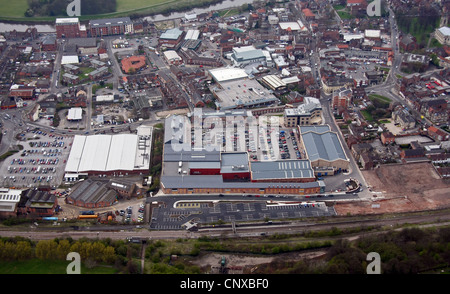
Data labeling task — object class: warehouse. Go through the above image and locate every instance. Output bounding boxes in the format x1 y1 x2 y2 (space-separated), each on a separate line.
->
298 125 349 173
0 188 22 218
163 50 183 65
184 29 200 40
230 45 267 67
66 179 118 208
67 107 83 121
159 28 184 47
65 126 152 176
260 75 287 91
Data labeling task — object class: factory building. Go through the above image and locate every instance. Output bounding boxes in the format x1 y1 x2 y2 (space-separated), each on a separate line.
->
65 126 152 176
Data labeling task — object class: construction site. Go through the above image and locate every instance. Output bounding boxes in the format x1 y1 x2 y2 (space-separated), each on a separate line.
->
334 162 450 215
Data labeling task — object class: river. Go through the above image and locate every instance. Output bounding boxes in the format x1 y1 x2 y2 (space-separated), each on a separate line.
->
0 0 255 33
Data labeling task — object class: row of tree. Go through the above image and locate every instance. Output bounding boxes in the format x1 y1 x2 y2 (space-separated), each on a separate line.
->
0 238 117 264
255 227 450 274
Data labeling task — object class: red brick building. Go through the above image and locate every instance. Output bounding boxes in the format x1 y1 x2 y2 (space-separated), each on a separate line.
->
381 131 395 145
55 18 85 38
18 189 58 218
9 86 35 100
41 35 57 51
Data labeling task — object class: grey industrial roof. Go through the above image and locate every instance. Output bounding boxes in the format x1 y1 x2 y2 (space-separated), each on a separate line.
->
301 131 348 162
231 48 265 62
69 179 117 205
160 28 183 40
189 161 221 169
68 37 97 48
161 175 320 189
164 143 221 162
250 160 314 180
299 125 331 134
220 152 249 173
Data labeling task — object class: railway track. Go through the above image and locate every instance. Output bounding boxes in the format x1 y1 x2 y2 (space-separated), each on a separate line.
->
1 208 449 241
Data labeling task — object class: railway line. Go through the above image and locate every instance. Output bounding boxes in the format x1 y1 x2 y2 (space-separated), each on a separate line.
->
1 208 449 241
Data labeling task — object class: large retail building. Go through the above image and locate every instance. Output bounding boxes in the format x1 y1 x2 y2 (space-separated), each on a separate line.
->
64 126 152 176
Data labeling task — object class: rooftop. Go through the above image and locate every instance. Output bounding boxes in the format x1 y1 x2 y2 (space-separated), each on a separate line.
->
211 78 278 110
220 152 249 173
285 97 322 117
89 17 132 27
161 175 320 190
209 67 248 82
300 125 348 163
438 26 450 37
160 28 183 40
65 132 151 173
250 160 314 180
56 18 79 24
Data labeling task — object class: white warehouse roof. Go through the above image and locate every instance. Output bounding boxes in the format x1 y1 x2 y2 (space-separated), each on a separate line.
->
163 50 182 61
67 107 82 120
185 29 200 40
65 133 150 174
61 55 79 65
208 67 248 82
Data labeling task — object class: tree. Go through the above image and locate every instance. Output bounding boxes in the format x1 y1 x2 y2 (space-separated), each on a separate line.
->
35 240 58 260
56 239 72 260
90 241 106 262
15 241 33 261
103 246 116 264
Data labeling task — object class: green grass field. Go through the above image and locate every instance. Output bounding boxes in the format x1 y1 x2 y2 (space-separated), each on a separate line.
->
0 0 29 18
0 259 118 274
116 0 172 12
0 0 219 21
0 0 173 19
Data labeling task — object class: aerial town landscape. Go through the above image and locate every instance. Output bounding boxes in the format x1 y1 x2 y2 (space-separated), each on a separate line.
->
0 0 449 277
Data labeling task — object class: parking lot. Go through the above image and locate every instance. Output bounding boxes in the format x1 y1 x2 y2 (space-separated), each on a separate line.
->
149 200 336 230
0 129 73 188
198 122 302 161
116 202 146 224
249 127 303 161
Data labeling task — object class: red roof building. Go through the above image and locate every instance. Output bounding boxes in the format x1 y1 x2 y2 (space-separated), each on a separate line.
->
121 56 146 74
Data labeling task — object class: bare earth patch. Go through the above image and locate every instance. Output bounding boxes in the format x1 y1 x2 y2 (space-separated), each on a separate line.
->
335 162 450 215
190 251 327 274
156 108 190 118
